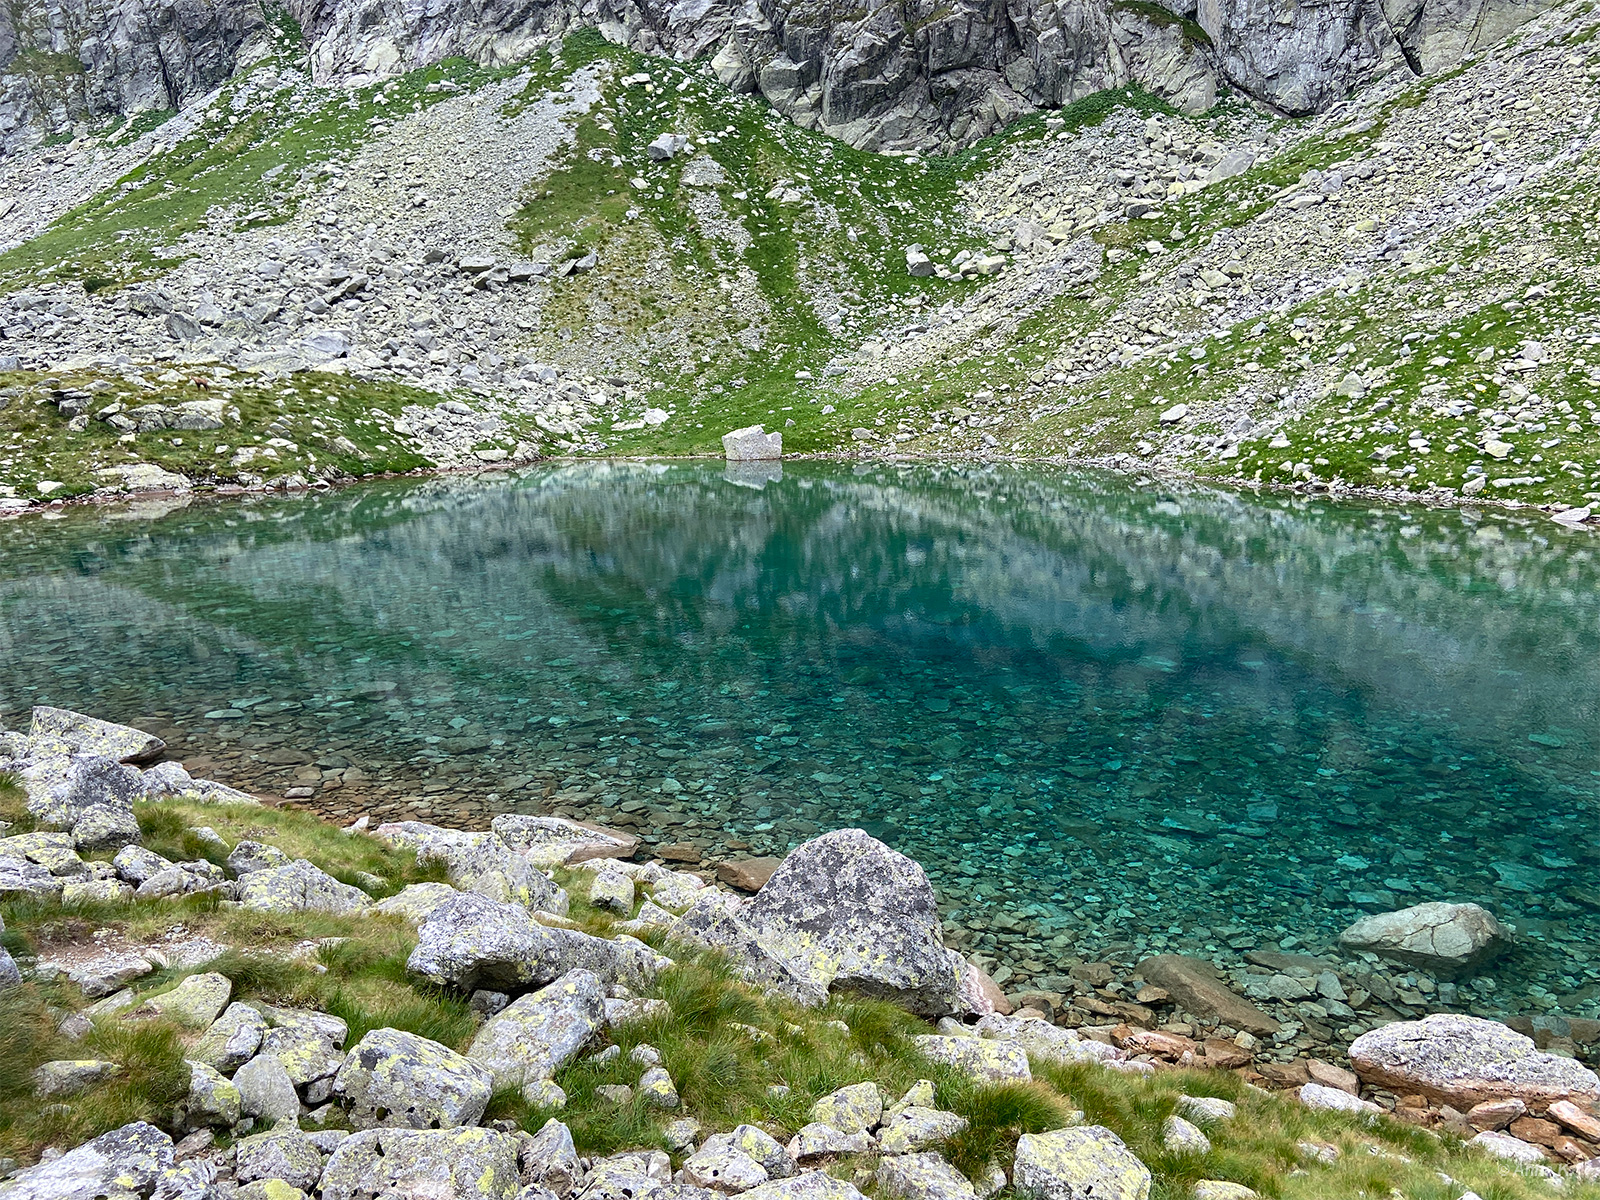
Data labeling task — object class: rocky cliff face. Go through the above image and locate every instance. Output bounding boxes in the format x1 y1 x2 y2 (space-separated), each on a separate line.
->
0 0 1556 155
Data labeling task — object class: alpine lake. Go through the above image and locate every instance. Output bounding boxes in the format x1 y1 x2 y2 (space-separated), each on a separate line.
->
5 460 1600 1035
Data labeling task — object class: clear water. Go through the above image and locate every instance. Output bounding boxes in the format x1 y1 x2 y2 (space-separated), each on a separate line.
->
5 461 1600 1029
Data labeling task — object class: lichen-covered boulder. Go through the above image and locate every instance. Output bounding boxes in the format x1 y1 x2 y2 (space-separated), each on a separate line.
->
809 1083 883 1134
136 972 233 1028
914 1036 1031 1083
877 1152 976 1200
523 1118 582 1196
1013 1127 1151 1200
466 969 605 1095
373 881 462 923
226 840 292 878
489 814 638 866
317 1127 522 1200
1338 903 1512 978
681 1144 769 1193
2 831 88 876
71 804 143 852
113 844 172 885
0 1120 173 1198
715 1126 795 1180
236 1128 325 1191
974 1014 1126 1067
0 854 63 901
32 1059 122 1097
0 945 20 991
639 1066 680 1110
193 1002 270 1073
334 1027 493 1129
234 1052 302 1127
376 821 568 914
788 1123 873 1162
589 869 635 915
879 1108 970 1154
740 1173 869 1200
237 859 372 914
62 877 134 903
28 706 166 763
406 893 667 993
257 1005 348 1086
1349 1013 1600 1110
674 893 828 1007
734 830 966 1015
186 1060 243 1127
20 753 147 827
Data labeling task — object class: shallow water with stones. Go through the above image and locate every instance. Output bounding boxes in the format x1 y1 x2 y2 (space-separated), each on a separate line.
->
4 460 1600 1027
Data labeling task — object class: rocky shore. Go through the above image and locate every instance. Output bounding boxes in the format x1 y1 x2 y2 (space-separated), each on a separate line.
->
2 705 1599 1199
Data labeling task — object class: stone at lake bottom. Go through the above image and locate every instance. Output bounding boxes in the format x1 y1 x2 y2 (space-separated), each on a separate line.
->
317 1127 522 1200
1338 902 1512 978
466 968 605 1094
723 425 782 461
0 1120 173 1199
334 1027 493 1129
717 858 782 892
1135 956 1281 1036
914 1035 1031 1083
1013 1126 1150 1200
1348 1014 1600 1111
877 1152 976 1200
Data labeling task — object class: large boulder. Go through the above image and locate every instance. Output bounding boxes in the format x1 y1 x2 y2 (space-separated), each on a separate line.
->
317 1127 522 1200
877 1152 975 1200
374 882 463 923
675 893 828 1007
0 945 21 990
723 425 783 461
490 815 639 867
20 754 146 827
235 1127 325 1191
70 804 143 852
376 821 568 913
134 972 233 1028
466 969 605 1095
406 892 667 993
705 830 965 1015
234 1052 302 1127
913 1036 1031 1083
0 1120 173 1198
1337 903 1512 977
1013 1126 1151 1200
334 1027 493 1129
1134 956 1281 1036
1349 1014 1600 1112
741 1174 869 1200
237 859 372 914
28 706 166 763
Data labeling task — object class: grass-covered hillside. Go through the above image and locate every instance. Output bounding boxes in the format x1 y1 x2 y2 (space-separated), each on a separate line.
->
0 0 1597 511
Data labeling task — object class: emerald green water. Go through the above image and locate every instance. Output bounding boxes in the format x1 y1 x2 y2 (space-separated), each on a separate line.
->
4 461 1599 1027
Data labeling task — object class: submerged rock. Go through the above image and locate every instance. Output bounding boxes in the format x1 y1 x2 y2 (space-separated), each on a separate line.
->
1134 956 1281 1036
1338 902 1512 977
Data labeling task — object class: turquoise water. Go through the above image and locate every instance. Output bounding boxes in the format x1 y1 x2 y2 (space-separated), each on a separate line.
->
4 461 1600 1026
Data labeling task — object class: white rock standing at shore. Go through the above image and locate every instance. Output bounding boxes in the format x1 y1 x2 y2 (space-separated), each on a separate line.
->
1338 902 1512 977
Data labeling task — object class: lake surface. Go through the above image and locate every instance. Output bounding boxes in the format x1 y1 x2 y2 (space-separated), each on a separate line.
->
4 460 1600 1029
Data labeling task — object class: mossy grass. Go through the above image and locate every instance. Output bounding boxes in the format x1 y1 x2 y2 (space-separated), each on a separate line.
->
5 794 1600 1198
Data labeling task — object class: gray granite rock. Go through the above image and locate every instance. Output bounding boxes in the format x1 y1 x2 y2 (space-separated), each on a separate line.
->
466 968 605 1095
317 1127 523 1200
333 1027 493 1129
0 1120 173 1199
1338 902 1512 978
376 821 567 913
237 859 372 913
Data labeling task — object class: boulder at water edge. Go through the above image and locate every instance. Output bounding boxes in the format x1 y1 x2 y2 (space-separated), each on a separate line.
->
333 1027 494 1129
732 829 967 1015
1013 1126 1151 1200
376 821 568 913
28 706 166 763
1349 1013 1600 1111
20 754 146 828
722 425 782 461
1338 902 1512 977
490 814 639 866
